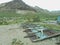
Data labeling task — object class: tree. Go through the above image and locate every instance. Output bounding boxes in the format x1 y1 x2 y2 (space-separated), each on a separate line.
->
24 12 40 22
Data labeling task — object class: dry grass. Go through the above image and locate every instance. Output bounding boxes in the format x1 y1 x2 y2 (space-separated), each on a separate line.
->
0 24 57 45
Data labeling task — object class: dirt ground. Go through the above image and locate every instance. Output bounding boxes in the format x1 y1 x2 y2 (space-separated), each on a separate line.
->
0 24 57 45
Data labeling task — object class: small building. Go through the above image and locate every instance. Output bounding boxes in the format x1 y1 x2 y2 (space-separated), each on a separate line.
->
57 16 60 24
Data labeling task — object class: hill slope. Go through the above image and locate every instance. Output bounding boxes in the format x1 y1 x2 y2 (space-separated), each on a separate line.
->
0 0 60 15
0 0 36 11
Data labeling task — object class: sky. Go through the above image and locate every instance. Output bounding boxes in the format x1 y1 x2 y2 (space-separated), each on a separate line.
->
0 0 12 3
0 0 60 11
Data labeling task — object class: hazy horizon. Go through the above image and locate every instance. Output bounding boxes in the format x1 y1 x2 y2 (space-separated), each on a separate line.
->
0 0 60 11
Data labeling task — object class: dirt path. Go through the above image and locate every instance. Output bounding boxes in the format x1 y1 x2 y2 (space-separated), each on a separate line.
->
0 24 56 45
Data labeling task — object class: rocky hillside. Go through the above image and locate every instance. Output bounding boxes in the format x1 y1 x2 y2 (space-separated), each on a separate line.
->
0 0 36 11
0 0 60 15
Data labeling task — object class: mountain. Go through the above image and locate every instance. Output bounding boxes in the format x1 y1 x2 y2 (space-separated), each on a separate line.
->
0 0 36 11
51 11 60 15
34 6 60 15
34 6 50 14
0 0 60 15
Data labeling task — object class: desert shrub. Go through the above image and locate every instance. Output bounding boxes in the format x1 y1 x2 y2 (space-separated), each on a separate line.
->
11 38 24 45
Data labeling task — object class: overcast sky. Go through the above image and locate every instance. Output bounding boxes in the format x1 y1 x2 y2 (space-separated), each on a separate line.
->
0 0 60 11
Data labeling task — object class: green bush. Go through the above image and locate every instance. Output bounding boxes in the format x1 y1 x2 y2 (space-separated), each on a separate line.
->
11 38 24 45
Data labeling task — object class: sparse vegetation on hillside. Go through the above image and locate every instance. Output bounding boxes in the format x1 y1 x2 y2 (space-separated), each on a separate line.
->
0 0 60 30
0 0 36 12
0 11 58 25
